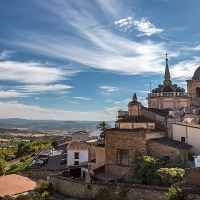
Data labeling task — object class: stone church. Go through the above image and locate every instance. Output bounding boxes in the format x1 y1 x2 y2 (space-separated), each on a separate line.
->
147 55 191 110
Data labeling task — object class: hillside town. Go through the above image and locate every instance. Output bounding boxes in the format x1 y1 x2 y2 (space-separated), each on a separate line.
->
1 57 200 199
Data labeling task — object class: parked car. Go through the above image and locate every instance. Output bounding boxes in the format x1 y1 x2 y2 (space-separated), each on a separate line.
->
61 158 66 164
63 153 67 156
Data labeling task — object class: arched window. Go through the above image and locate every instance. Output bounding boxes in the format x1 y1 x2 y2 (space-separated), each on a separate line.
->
196 87 200 97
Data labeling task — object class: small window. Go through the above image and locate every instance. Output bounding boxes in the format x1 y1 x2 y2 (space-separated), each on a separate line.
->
74 161 79 165
74 152 79 159
181 137 185 142
117 149 128 166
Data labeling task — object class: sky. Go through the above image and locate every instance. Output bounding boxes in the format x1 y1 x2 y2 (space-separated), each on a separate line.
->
0 0 200 121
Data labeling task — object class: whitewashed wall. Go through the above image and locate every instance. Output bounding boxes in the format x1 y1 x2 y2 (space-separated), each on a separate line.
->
67 149 88 166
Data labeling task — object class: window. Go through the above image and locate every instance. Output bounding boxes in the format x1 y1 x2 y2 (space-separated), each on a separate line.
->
181 137 185 142
117 149 128 166
74 161 79 165
74 152 79 159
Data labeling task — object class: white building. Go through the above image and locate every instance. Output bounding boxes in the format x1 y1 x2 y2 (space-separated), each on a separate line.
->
173 122 200 155
66 141 89 166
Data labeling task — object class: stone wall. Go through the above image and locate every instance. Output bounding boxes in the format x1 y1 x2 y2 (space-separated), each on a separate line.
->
147 140 190 162
17 168 67 180
50 175 200 200
184 167 200 187
105 130 147 176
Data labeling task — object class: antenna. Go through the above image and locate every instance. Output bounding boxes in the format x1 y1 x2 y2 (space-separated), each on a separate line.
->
149 81 151 92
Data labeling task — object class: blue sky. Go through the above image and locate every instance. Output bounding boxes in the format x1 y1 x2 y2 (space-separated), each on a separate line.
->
0 0 200 121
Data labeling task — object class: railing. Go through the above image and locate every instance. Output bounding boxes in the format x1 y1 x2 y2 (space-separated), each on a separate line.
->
147 92 191 98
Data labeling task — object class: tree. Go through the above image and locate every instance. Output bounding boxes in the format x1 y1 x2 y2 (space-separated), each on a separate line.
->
17 142 30 156
130 150 162 184
51 140 58 148
96 121 110 139
94 185 129 200
157 168 185 186
0 158 9 175
165 186 191 200
35 179 54 195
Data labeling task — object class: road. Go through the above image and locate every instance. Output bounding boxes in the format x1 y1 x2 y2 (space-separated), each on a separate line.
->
45 143 68 169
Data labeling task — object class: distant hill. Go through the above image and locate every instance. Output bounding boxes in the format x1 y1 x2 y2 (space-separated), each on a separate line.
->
0 118 115 132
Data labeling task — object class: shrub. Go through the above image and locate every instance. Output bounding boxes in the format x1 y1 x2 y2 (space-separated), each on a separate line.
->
94 185 129 200
10 164 18 170
165 186 191 200
35 179 54 195
31 153 36 157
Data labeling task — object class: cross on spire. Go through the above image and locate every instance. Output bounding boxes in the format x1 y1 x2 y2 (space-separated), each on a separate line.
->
164 52 169 59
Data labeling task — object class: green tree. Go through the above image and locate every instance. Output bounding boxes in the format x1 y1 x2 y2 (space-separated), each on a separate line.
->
35 179 54 195
130 150 162 184
157 168 185 186
94 185 129 200
165 186 191 200
51 140 58 148
17 142 30 156
97 121 110 139
0 158 9 175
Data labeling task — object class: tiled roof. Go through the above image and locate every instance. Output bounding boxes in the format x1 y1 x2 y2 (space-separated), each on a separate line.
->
145 108 169 117
150 137 192 149
117 115 154 123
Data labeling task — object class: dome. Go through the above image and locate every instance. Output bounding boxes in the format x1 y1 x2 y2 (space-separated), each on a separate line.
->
192 66 200 80
163 86 173 92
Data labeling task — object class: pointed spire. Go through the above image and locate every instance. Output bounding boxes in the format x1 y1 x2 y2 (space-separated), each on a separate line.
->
133 93 137 102
164 53 171 85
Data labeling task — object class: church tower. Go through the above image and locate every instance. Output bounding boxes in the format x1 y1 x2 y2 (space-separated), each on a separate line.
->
128 93 142 116
147 55 191 110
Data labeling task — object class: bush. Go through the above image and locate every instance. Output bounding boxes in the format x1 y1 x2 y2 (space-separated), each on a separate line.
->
94 185 129 200
31 153 36 157
10 164 18 171
20 158 25 162
165 186 191 200
35 179 54 195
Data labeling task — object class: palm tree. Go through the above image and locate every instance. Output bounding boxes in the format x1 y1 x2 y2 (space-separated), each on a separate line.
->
97 121 110 139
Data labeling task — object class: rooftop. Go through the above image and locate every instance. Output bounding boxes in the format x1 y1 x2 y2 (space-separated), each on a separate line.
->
150 137 192 149
0 174 37 197
117 115 154 123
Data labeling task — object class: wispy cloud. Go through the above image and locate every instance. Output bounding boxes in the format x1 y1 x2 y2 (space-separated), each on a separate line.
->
115 17 163 37
73 97 91 100
184 45 200 51
17 84 72 93
0 101 115 121
0 50 14 60
99 86 119 93
0 60 77 84
133 17 163 37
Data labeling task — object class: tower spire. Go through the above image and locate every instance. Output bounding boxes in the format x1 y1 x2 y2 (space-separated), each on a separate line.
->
164 53 171 85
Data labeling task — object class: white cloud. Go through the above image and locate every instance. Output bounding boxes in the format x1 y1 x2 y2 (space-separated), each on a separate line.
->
0 101 115 121
133 17 163 37
0 60 77 84
99 86 119 93
0 50 14 60
0 90 28 98
73 97 91 100
184 45 200 51
17 84 72 93
171 57 200 80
